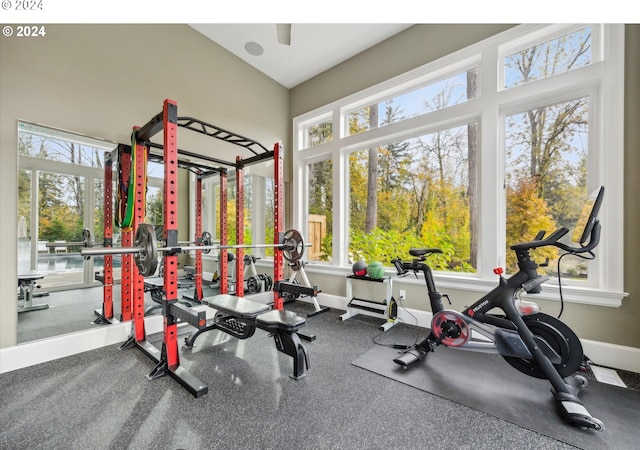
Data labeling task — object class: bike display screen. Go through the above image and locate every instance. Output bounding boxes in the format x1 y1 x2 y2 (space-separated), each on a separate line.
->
571 186 604 244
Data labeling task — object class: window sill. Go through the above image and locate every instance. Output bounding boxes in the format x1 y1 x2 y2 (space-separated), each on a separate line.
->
434 275 627 308
301 262 628 308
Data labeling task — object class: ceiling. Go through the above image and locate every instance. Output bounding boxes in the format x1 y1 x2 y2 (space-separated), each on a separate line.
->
189 24 414 89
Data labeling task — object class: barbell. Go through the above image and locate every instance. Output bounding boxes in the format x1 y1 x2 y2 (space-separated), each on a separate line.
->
81 223 309 277
45 228 95 249
178 231 216 254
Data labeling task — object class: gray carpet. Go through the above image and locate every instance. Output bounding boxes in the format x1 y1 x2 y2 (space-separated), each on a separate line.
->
352 333 640 450
0 305 626 450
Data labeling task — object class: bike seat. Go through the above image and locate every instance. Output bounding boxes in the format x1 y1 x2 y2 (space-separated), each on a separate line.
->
409 248 442 257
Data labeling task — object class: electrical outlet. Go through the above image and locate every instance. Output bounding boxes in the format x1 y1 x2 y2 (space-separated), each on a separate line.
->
399 289 406 300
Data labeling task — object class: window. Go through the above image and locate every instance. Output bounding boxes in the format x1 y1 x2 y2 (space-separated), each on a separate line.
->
348 124 476 272
17 121 119 290
503 26 592 89
293 24 625 307
300 115 333 150
192 173 275 259
348 68 478 135
307 158 333 261
18 121 108 167
504 97 590 277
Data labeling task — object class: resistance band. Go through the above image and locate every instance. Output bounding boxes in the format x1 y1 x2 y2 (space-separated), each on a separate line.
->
116 131 148 230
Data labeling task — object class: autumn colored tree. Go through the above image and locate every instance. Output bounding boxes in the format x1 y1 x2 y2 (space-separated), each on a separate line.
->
505 178 558 272
504 29 591 270
309 30 591 274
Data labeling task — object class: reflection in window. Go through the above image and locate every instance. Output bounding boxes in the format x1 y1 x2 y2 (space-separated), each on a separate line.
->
18 169 32 273
146 186 164 227
199 174 274 257
18 121 109 167
18 121 119 289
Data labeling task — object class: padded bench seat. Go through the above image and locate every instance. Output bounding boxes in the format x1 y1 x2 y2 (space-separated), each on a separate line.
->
256 309 306 333
203 294 270 319
144 276 195 290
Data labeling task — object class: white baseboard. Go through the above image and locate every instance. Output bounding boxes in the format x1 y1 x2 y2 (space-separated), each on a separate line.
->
581 339 640 373
0 315 161 374
2 294 638 375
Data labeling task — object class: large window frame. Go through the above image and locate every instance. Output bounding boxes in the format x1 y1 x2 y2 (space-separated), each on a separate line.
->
293 24 626 307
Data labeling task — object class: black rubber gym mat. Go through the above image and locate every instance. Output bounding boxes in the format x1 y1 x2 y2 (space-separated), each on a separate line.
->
352 343 640 450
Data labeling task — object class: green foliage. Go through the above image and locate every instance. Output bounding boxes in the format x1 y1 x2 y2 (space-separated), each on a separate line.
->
146 189 164 226
39 204 85 249
318 233 333 262
308 159 333 232
349 227 469 272
506 178 558 273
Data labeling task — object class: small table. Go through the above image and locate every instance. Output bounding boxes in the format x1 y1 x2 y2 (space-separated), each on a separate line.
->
17 271 49 313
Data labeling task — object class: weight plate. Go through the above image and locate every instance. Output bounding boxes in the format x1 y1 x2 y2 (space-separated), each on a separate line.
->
201 231 212 254
246 276 260 294
257 273 267 291
282 228 304 262
264 274 273 291
82 228 95 247
134 223 159 277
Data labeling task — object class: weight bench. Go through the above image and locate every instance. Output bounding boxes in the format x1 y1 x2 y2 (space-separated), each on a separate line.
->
144 277 196 316
184 294 309 380
17 271 49 313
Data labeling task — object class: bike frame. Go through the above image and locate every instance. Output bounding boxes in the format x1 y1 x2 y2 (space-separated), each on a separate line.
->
399 254 546 358
393 218 604 430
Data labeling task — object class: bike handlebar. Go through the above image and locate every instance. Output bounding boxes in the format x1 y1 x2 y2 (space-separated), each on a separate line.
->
510 219 601 255
510 227 570 251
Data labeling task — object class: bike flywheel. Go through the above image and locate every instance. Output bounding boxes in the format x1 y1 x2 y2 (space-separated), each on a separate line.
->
502 313 584 379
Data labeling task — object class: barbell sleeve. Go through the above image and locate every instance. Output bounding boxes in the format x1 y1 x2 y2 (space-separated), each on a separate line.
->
82 247 144 256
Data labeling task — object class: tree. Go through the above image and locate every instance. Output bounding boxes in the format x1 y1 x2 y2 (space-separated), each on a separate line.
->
365 104 378 233
505 178 557 272
505 30 591 257
467 69 478 268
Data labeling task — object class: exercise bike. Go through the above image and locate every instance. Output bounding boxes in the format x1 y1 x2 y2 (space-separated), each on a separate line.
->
391 186 605 431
